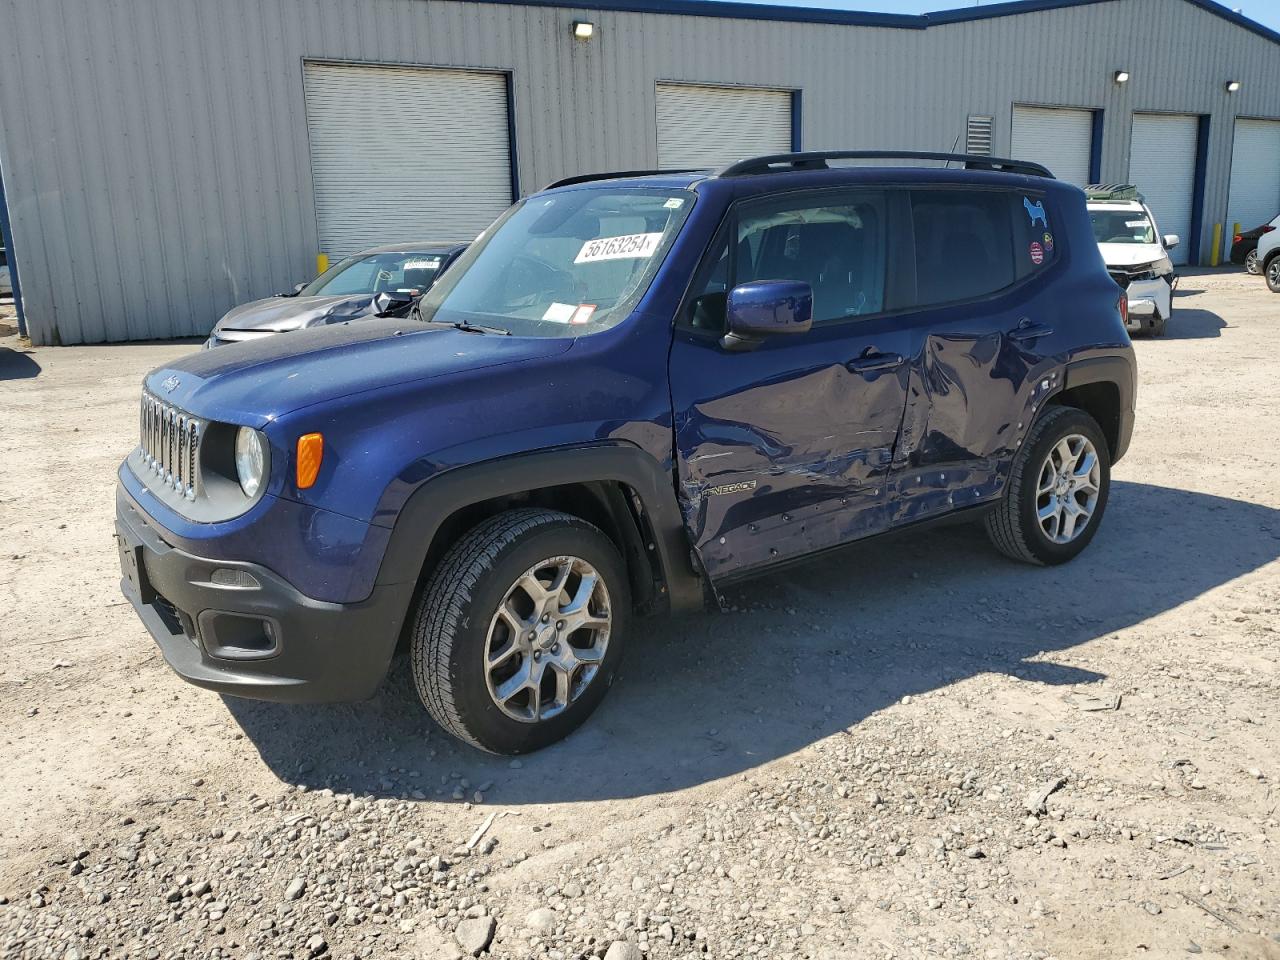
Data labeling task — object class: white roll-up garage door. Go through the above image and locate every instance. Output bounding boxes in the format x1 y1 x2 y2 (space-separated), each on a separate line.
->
1010 105 1094 186
656 83 792 169
1129 114 1199 266
1227 119 1280 233
303 62 512 259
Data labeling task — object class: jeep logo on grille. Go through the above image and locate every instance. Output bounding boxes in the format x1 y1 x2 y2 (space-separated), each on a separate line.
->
161 375 181 393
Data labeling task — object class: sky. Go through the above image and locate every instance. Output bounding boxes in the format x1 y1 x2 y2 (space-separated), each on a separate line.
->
720 0 1280 33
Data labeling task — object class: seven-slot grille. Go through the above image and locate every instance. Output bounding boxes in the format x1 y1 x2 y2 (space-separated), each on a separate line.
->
139 391 204 500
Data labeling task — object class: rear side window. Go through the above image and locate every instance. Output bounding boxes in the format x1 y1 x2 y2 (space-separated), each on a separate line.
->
910 190 1056 307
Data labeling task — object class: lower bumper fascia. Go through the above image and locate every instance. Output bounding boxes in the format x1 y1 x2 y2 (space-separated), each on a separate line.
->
117 492 413 704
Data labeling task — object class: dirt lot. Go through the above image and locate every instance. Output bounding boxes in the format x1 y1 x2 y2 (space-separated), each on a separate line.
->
0 271 1277 960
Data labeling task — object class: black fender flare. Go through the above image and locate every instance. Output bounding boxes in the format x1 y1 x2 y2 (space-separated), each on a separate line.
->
373 442 705 614
1060 354 1136 462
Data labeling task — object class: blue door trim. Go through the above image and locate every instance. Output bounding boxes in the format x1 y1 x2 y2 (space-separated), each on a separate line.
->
505 72 521 201
0 162 25 338
1189 114 1210 265
1088 110 1104 184
791 89 803 151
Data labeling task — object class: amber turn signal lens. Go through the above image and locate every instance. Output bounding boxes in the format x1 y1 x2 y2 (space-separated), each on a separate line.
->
296 433 323 489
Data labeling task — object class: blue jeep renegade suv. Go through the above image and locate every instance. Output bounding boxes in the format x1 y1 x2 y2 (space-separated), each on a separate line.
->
116 151 1136 754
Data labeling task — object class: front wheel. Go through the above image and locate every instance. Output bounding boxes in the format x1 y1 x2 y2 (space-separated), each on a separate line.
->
410 509 630 754
1245 248 1260 275
1267 256 1280 294
985 406 1111 565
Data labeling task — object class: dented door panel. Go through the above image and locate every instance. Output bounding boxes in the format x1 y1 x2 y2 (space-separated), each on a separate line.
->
890 296 1071 525
671 318 914 581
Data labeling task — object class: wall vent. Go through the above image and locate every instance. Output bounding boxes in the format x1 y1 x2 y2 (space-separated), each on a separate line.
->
966 115 994 155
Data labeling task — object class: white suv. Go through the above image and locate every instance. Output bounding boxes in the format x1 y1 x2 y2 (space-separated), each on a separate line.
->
1258 213 1280 294
1086 186 1178 336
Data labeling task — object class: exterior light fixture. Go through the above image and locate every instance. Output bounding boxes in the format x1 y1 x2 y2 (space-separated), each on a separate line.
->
572 20 594 40
1226 80 1241 92
1114 70 1130 83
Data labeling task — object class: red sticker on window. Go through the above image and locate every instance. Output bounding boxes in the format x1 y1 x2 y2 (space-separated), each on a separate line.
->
1029 241 1045 265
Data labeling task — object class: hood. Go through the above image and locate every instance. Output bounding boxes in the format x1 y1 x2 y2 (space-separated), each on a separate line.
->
146 319 573 425
1097 242 1166 269
215 294 374 333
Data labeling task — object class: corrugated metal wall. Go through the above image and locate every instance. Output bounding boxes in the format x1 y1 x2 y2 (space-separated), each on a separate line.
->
0 0 1277 344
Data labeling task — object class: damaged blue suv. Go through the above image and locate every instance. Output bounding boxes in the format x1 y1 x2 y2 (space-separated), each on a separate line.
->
116 151 1136 754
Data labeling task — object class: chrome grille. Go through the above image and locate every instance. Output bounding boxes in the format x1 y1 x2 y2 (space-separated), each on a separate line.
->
139 391 204 500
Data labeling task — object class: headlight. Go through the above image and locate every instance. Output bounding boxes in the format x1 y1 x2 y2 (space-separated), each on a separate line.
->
234 427 268 497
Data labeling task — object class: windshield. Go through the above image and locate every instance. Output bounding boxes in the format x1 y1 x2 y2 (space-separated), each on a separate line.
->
302 251 449 297
1090 209 1155 245
416 188 695 337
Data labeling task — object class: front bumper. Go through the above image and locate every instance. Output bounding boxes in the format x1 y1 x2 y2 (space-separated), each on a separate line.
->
116 488 413 703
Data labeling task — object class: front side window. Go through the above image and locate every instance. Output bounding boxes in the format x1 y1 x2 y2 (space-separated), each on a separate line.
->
417 189 695 337
303 252 448 297
686 190 888 333
1089 208 1155 244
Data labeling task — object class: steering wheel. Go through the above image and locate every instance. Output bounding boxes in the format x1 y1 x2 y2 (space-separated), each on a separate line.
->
503 254 576 310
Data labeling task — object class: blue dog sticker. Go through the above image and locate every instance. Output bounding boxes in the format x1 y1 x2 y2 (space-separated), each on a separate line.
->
1023 197 1048 228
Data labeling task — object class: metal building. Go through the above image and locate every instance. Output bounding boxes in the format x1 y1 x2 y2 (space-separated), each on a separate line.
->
0 0 1277 345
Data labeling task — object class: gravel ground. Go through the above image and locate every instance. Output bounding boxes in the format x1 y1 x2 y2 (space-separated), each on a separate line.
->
0 270 1277 960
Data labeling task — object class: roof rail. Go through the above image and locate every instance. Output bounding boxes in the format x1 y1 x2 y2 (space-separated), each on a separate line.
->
715 150 1054 179
544 168 707 190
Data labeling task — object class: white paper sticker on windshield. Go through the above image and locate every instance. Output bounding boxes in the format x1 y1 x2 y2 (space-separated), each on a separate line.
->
664 198 685 209
1125 220 1149 228
542 302 577 323
574 232 663 264
404 258 442 270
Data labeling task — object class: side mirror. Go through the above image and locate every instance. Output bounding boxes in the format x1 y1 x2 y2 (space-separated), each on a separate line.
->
722 280 813 351
372 290 415 317
1162 234 1180 251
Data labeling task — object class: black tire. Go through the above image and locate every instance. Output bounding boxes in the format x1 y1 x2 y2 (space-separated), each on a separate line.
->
410 508 630 754
1245 248 1260 275
1266 255 1280 294
985 405 1111 566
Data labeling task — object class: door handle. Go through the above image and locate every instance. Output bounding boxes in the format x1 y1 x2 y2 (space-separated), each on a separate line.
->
1009 317 1054 341
846 351 905 373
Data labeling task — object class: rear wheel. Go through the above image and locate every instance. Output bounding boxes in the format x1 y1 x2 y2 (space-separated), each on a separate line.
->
1267 256 1280 294
1245 248 1260 275
410 509 630 754
985 406 1111 565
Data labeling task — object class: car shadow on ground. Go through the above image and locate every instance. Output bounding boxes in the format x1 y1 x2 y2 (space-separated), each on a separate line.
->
0 346 40 380
1163 307 1227 339
226 480 1280 803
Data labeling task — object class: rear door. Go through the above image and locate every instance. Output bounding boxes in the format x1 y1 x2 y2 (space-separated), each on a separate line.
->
891 187 1065 522
670 187 915 581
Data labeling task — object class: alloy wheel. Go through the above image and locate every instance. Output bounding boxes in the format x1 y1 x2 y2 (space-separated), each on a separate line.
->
1035 434 1101 544
1268 258 1280 290
1245 249 1259 275
484 556 612 723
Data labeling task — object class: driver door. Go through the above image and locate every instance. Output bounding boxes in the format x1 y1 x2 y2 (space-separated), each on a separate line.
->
670 188 916 582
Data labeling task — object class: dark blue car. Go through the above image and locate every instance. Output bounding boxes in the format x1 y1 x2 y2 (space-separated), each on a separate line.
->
116 151 1136 754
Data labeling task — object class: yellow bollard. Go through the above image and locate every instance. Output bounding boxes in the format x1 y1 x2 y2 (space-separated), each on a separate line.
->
1210 224 1222 267
316 253 329 276
1233 222 1241 240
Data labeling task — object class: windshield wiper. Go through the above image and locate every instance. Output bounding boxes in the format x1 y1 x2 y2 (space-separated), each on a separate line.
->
450 320 511 336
